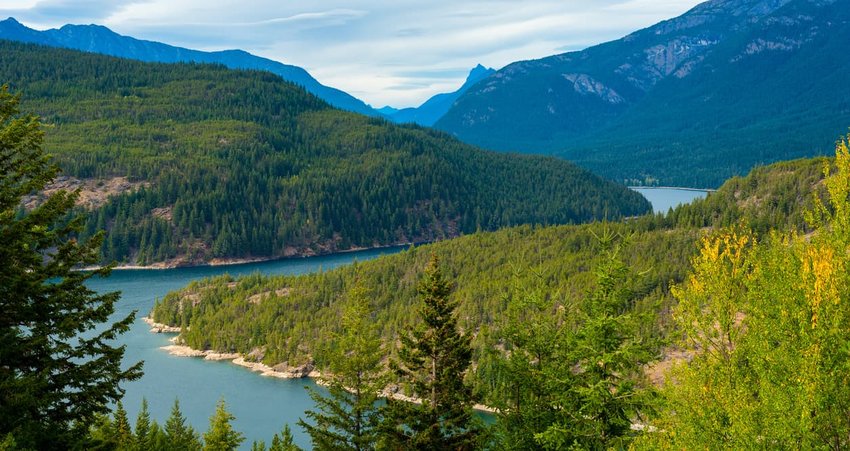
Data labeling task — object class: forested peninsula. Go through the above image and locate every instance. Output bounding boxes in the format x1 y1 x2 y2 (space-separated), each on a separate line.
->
152 154 828 390
1 40 649 267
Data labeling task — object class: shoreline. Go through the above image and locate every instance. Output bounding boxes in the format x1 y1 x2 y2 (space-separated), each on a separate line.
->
628 186 717 193
81 242 415 272
150 323 496 413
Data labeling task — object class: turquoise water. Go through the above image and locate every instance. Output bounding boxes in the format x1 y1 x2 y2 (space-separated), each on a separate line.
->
631 187 711 213
87 246 406 449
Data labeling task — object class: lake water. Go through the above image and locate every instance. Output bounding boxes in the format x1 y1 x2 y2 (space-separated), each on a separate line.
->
631 187 711 213
88 246 406 449
86 188 703 448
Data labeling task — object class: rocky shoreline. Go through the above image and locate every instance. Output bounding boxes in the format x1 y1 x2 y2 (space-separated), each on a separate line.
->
145 321 495 412
142 317 182 333
156 341 320 379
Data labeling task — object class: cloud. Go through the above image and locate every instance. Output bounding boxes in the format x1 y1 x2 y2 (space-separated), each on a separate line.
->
4 0 705 107
0 0 145 27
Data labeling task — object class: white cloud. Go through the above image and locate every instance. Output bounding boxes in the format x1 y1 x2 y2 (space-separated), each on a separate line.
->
2 0 705 107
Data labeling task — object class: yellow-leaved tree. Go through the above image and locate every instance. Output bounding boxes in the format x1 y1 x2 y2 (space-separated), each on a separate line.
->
637 136 850 449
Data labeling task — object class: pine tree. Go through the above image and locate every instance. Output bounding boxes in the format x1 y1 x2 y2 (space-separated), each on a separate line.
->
134 399 152 451
203 399 244 451
164 399 202 451
148 421 170 450
298 280 385 450
381 254 482 450
533 232 658 449
269 424 301 451
113 401 134 450
0 85 142 448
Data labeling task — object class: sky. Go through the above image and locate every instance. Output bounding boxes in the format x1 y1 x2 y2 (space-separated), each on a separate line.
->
0 0 705 108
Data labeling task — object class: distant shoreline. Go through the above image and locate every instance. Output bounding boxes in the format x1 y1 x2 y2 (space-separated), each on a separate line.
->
81 242 414 272
629 186 717 193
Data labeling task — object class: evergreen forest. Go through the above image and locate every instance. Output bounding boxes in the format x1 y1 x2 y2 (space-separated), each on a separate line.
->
0 40 649 266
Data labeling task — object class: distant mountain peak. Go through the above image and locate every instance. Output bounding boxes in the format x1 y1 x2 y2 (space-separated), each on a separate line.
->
382 64 496 126
466 64 494 84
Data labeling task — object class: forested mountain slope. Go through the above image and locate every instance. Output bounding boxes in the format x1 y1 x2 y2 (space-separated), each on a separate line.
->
151 154 828 389
0 17 378 116
1 40 649 265
436 0 850 187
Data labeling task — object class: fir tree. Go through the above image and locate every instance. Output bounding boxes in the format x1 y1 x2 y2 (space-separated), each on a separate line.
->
113 401 134 450
0 84 142 448
298 280 386 450
203 399 244 451
134 399 152 451
269 424 301 451
164 399 202 451
381 254 482 450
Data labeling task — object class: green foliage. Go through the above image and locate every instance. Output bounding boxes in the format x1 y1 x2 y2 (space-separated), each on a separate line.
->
0 40 649 266
113 401 134 450
203 399 244 451
638 136 850 448
381 255 483 450
164 399 202 451
134 399 152 451
298 280 385 450
0 84 142 449
482 232 658 450
269 425 301 451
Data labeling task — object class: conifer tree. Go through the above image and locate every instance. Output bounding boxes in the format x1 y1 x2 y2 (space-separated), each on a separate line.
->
0 85 142 448
269 424 301 451
164 399 202 451
148 421 169 450
299 280 385 450
381 254 482 450
134 399 152 451
113 401 134 450
203 399 244 451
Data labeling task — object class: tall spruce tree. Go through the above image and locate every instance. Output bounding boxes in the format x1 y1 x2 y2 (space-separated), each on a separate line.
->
134 399 152 451
298 279 386 450
0 85 142 448
381 254 482 450
269 424 301 451
203 398 244 451
164 399 202 451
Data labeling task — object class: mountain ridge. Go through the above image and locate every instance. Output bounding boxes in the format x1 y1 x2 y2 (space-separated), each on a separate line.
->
383 64 496 126
436 0 850 187
0 17 379 116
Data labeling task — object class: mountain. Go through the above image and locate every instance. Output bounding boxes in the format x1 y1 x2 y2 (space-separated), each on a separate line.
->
376 106 400 115
0 17 378 116
1 40 650 266
436 0 850 187
383 64 495 126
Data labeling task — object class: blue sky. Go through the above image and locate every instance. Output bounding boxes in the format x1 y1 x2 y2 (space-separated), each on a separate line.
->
1 0 704 107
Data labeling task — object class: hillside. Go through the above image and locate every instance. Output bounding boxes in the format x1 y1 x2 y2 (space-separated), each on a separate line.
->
1 40 650 266
436 0 850 187
151 154 828 394
0 17 378 116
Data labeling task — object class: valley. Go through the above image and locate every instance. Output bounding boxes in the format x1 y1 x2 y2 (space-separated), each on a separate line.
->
3 0 850 449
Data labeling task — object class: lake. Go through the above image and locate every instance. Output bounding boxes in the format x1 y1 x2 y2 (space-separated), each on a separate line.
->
89 246 406 449
88 189 704 448
630 187 711 213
